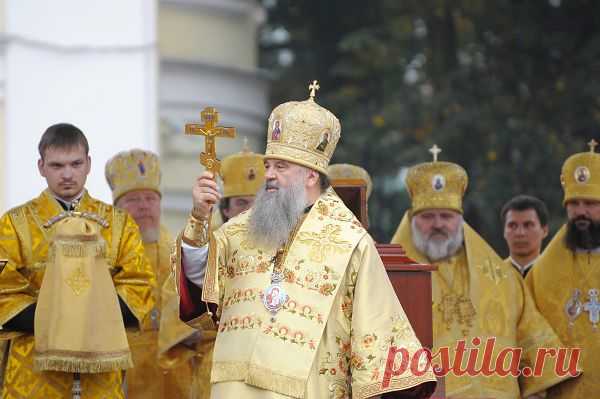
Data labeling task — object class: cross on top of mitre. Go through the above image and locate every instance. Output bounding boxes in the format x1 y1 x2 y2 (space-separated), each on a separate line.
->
309 80 320 101
588 139 598 153
429 144 442 162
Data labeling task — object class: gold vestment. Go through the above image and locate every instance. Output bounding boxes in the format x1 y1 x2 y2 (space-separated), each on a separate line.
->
526 225 597 398
391 213 569 398
196 190 436 398
127 225 200 398
0 190 155 399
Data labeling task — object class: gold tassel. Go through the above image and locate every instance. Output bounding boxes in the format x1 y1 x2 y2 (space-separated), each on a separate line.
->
246 364 306 398
212 362 305 398
33 352 133 373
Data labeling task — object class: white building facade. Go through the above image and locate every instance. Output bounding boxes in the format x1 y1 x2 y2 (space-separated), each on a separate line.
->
0 0 269 233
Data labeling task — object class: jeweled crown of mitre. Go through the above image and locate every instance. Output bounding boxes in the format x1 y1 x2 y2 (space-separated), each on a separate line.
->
405 145 469 214
221 140 265 198
265 80 341 175
105 149 161 203
561 139 600 205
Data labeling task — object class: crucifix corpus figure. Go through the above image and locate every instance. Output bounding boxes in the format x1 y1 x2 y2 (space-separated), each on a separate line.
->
185 106 236 176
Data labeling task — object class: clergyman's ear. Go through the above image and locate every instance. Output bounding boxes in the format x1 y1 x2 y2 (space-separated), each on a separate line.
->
308 169 321 188
38 158 45 177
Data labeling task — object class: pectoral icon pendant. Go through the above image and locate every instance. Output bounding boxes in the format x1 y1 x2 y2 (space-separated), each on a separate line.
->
565 289 583 330
262 271 288 319
565 288 600 331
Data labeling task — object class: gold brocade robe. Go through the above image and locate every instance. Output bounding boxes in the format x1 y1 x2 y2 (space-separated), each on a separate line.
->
526 225 597 398
158 244 214 399
199 190 436 398
127 225 197 398
391 213 569 398
0 190 155 399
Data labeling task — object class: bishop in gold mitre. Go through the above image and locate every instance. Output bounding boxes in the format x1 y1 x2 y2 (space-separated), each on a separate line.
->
173 81 437 398
106 149 199 398
526 140 600 398
390 145 571 398
0 123 155 399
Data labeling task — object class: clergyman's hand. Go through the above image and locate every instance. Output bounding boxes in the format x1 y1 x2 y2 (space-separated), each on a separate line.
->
191 172 221 220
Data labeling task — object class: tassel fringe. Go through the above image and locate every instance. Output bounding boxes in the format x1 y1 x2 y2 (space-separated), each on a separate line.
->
33 352 133 374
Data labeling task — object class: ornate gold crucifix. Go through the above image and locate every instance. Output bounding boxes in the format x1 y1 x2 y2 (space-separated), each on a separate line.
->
185 107 236 175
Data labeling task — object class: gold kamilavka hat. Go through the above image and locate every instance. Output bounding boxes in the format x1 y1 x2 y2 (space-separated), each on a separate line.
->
327 163 373 199
561 139 600 205
221 140 265 198
405 145 468 214
265 80 341 175
105 149 161 203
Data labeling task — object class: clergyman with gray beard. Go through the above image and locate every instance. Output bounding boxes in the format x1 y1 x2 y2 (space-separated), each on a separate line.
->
391 150 569 397
172 88 437 398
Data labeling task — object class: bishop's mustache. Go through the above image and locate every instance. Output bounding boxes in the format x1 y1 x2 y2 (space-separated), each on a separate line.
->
265 181 279 190
428 228 449 238
572 215 592 224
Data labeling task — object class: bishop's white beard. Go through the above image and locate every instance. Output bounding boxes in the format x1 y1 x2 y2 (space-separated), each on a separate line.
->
248 176 307 249
411 217 464 262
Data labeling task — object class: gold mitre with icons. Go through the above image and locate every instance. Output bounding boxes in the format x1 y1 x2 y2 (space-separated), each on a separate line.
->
221 140 265 198
265 80 341 175
561 139 600 205
405 145 469 214
105 149 161 203
327 163 373 199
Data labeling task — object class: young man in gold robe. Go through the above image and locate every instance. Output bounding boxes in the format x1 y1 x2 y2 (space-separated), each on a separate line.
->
390 147 570 399
0 123 155 398
106 149 196 398
174 85 437 398
526 141 600 398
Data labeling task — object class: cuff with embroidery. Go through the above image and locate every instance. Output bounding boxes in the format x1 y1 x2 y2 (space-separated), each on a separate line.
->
182 214 209 247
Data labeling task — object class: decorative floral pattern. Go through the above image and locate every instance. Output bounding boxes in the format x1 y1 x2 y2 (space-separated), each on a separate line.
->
318 337 351 377
222 288 260 308
218 314 263 333
222 251 273 280
262 323 317 350
281 299 325 324
317 312 423 392
283 261 341 296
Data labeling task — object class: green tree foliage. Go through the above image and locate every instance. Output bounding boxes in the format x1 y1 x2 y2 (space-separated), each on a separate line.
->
260 0 600 254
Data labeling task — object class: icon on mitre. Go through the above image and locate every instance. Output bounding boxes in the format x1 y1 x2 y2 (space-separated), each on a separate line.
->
271 120 282 141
